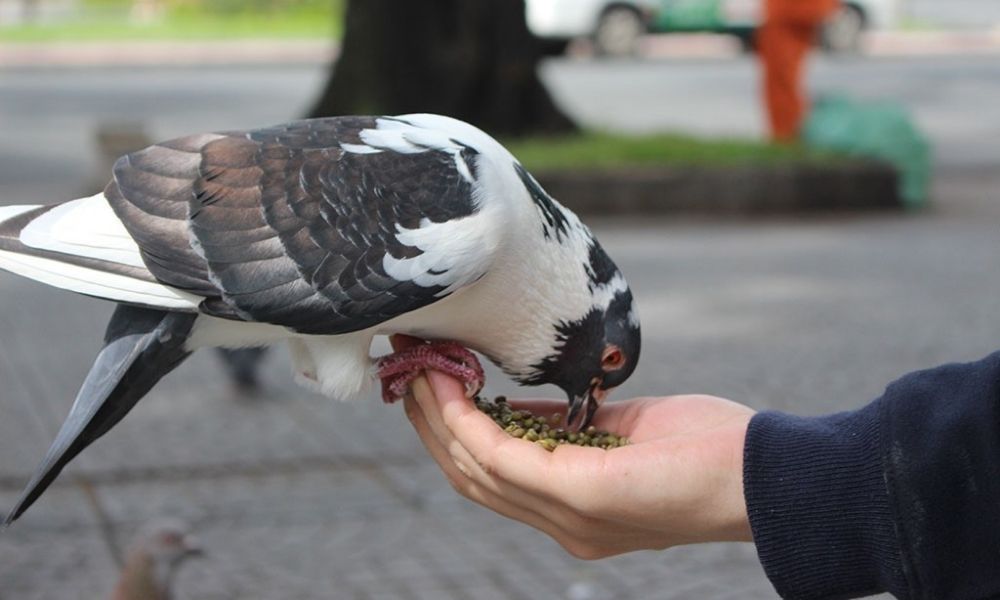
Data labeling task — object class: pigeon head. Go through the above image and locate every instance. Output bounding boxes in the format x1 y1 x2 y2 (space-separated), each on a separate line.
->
113 519 203 600
132 518 203 569
552 285 640 431
523 240 641 431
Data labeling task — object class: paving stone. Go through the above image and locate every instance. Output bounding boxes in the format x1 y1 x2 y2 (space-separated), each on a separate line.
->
105 472 394 524
0 488 118 600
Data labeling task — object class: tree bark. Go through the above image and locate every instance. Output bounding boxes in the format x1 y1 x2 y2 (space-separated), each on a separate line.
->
306 0 576 138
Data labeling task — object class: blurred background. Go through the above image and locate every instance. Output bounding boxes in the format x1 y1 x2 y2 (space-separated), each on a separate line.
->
1 1 999 598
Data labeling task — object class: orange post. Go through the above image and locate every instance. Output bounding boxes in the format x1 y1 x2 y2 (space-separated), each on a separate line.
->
757 0 840 142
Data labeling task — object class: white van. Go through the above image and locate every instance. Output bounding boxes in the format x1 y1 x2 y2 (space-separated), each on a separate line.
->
526 0 900 56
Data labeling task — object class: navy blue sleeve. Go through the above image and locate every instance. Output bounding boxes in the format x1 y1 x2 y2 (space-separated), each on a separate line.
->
743 350 1000 599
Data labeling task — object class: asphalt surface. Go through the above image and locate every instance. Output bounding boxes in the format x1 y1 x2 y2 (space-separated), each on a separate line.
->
907 0 1000 28
1 56 998 599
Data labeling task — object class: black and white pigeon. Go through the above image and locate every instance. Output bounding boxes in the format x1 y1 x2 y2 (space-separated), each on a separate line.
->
0 113 640 524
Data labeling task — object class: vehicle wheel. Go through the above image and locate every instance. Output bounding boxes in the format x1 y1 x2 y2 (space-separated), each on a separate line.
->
538 37 572 57
735 29 757 53
593 6 644 58
821 4 865 54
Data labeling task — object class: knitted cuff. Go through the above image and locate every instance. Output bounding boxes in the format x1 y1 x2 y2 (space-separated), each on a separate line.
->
743 402 904 599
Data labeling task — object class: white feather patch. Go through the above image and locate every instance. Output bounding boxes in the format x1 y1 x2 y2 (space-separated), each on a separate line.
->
356 127 420 154
357 118 478 184
392 114 508 158
383 211 498 295
0 249 199 309
185 313 293 350
627 306 641 328
590 273 629 311
185 316 374 401
20 194 146 268
339 142 382 155
300 334 374 400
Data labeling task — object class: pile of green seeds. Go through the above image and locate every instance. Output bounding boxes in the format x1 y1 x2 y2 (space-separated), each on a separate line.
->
475 396 629 451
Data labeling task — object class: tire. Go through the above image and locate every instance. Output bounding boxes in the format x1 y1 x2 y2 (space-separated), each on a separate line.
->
538 37 572 57
735 29 757 53
593 6 645 58
821 4 865 54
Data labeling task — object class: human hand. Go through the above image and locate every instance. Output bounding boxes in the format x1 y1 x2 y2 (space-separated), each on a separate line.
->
394 336 755 559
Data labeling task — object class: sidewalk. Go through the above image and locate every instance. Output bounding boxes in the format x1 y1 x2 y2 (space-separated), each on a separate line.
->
3 30 1000 69
0 39 336 68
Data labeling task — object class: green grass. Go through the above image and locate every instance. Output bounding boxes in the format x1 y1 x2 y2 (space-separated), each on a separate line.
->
0 18 336 42
506 131 844 171
0 2 342 42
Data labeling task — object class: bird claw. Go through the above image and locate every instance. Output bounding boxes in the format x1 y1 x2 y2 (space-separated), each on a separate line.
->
377 340 484 403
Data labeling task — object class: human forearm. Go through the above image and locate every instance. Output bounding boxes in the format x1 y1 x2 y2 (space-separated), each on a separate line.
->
744 403 904 599
745 350 1000 600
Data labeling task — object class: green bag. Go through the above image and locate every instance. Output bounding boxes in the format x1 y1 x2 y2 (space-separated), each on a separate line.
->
803 95 932 208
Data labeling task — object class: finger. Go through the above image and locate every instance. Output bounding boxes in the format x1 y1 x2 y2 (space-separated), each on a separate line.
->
404 391 487 490
407 375 546 501
409 375 575 514
408 371 520 474
421 370 616 504
403 393 584 545
406 385 663 548
408 373 494 478
409 374 602 522
408 402 650 557
419 370 552 472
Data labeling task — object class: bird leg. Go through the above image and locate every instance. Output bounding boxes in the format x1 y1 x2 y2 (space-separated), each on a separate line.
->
376 341 485 403
215 346 268 392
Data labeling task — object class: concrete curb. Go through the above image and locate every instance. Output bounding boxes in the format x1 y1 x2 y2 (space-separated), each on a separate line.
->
537 160 901 215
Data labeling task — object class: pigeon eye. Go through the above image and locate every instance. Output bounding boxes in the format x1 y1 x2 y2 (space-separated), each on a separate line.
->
601 347 625 371
159 531 183 546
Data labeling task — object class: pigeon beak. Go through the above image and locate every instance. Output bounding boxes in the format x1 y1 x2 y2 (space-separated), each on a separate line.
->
566 380 606 431
183 534 205 557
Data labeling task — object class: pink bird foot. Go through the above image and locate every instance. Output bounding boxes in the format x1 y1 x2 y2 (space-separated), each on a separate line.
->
377 340 485 403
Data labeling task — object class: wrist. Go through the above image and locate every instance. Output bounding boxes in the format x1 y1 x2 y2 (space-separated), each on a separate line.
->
684 409 755 545
716 412 754 543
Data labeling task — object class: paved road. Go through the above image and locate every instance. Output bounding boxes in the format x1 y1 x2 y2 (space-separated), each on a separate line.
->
908 0 1000 29
1 59 998 599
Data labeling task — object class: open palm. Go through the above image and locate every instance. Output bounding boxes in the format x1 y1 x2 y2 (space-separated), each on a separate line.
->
398 336 755 558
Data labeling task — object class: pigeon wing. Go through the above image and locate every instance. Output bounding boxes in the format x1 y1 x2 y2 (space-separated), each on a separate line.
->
105 116 493 335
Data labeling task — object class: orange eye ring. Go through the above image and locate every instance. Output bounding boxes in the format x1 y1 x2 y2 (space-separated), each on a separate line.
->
601 346 625 371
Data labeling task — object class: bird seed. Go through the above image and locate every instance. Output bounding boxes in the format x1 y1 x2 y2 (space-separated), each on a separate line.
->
475 396 629 451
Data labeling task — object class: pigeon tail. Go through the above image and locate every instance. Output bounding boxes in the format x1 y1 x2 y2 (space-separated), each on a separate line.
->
4 305 197 525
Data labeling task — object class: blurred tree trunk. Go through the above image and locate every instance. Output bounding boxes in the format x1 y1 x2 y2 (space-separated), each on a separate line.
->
306 0 576 137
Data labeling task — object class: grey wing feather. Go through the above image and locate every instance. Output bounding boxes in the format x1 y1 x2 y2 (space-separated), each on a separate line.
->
104 117 484 334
